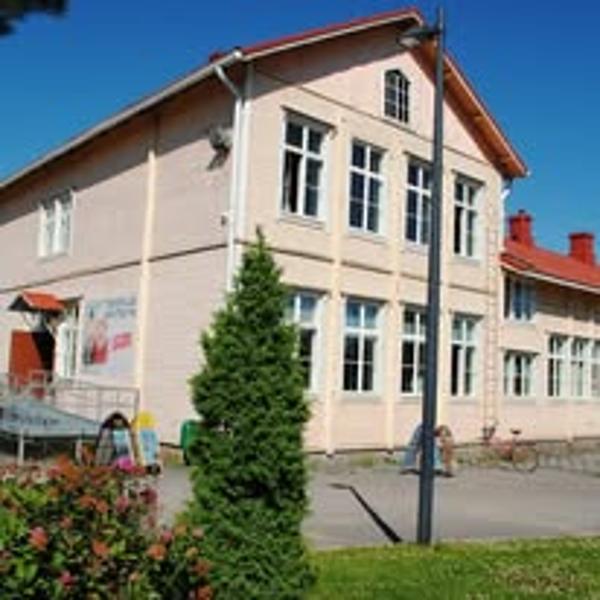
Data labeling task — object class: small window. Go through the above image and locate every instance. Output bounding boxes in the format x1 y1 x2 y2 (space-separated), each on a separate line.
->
571 338 589 398
55 300 80 379
504 351 534 397
451 315 478 397
281 116 326 219
405 160 431 244
343 299 380 393
401 307 426 395
349 141 384 234
504 276 535 321
39 191 73 258
285 291 321 391
547 335 567 398
454 177 480 258
384 69 410 123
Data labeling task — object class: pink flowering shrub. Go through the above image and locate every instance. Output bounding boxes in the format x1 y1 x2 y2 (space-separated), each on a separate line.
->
0 457 211 599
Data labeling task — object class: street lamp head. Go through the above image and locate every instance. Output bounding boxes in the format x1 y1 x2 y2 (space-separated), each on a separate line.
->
396 24 441 51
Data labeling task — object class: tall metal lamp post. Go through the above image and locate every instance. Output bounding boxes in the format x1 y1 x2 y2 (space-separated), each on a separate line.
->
398 7 445 545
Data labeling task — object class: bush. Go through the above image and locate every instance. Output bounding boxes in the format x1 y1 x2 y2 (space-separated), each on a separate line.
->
188 232 314 598
0 457 210 599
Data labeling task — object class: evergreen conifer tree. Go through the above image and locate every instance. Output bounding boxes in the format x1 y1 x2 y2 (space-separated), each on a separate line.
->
188 232 313 599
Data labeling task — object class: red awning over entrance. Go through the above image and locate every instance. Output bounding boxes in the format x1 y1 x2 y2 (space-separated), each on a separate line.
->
8 291 65 313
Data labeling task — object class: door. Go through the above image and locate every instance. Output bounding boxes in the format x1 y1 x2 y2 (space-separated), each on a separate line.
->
8 330 54 390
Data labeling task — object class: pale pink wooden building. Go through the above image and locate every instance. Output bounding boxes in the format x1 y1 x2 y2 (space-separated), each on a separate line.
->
0 8 597 449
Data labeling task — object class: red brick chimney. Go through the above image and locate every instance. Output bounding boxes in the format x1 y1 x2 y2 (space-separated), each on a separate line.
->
569 232 595 265
508 210 534 247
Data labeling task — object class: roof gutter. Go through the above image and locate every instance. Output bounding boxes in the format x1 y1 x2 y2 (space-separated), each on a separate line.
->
502 262 600 296
0 50 243 193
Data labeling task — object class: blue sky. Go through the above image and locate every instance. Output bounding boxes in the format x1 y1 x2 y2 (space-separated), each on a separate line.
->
1 0 597 252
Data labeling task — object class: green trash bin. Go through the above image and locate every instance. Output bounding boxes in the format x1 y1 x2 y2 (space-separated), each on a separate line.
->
180 419 202 465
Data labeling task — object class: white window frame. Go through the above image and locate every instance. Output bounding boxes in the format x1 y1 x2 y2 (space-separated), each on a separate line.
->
383 69 410 124
285 290 321 392
55 300 80 379
570 338 589 398
343 298 380 393
548 334 567 398
504 276 535 322
591 341 600 399
504 351 535 398
401 307 426 395
38 190 73 258
451 314 478 398
453 176 480 258
280 114 327 221
348 140 385 234
405 159 431 245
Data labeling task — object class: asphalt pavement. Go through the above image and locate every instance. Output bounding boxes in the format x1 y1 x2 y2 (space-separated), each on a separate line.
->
157 459 600 549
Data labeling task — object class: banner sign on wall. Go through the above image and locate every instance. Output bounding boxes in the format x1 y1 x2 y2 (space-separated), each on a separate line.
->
81 296 136 379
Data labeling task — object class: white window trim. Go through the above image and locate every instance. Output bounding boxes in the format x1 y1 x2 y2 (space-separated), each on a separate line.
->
405 158 432 246
453 175 481 259
503 351 535 398
279 112 329 223
400 306 426 396
504 275 536 323
450 314 479 398
383 68 410 125
342 298 382 395
286 290 322 393
591 341 600 399
547 334 567 399
55 300 80 379
38 189 74 259
570 337 590 399
347 139 386 236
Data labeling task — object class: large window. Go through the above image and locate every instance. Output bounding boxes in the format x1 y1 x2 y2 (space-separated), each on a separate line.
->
343 299 380 393
55 301 79 379
39 191 72 258
504 276 535 321
281 116 325 219
548 335 567 398
349 141 384 233
451 315 477 397
405 160 431 245
454 178 479 258
285 291 321 391
504 351 534 397
384 69 410 124
401 307 426 395
571 338 589 398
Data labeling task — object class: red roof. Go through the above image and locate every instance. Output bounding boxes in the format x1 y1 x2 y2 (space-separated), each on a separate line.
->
502 240 600 291
240 7 422 57
9 291 65 313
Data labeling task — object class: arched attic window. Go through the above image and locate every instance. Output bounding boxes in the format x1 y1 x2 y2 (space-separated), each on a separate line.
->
384 69 410 124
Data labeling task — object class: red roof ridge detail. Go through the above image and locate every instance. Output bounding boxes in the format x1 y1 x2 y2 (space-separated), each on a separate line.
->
502 239 600 291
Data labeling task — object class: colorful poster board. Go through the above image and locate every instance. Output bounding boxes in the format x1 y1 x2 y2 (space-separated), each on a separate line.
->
81 296 136 378
132 411 161 472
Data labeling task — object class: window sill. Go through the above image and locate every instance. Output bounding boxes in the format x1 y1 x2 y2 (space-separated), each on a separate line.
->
397 395 421 405
452 255 482 267
402 241 429 255
503 319 536 328
346 229 388 246
382 116 416 135
340 392 382 403
38 250 70 263
448 396 478 405
278 213 326 231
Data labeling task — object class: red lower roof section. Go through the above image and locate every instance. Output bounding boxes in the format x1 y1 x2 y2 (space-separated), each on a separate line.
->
9 291 65 313
502 239 600 291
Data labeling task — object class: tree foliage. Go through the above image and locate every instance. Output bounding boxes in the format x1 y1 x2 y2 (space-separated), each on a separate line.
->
188 231 313 598
0 1 67 36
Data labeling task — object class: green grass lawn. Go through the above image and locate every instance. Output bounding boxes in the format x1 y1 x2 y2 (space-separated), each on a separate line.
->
311 538 600 599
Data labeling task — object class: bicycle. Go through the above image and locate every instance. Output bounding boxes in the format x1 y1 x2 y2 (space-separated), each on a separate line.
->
480 420 539 473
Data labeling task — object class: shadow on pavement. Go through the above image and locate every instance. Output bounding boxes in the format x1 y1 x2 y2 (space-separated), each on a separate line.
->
330 482 403 544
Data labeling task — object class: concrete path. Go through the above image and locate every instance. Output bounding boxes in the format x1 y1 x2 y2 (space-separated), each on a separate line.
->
157 462 600 549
